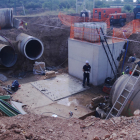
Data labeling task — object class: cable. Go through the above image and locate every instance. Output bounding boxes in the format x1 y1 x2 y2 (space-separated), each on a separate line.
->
41 112 72 119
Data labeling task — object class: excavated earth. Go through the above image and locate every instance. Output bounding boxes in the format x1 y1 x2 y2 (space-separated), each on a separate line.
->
0 113 140 140
0 16 70 73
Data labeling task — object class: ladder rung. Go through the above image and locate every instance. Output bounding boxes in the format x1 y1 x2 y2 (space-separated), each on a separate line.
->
117 101 123 105
120 95 126 99
131 76 138 80
113 107 119 112
135 69 140 73
124 88 130 92
128 82 134 86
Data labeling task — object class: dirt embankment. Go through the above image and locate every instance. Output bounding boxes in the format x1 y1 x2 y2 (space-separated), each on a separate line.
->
126 13 134 23
127 33 140 58
0 16 70 74
0 113 140 140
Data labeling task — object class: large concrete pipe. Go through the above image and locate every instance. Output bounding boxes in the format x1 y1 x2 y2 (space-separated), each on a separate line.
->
0 8 13 28
16 33 44 60
111 74 140 117
0 44 17 67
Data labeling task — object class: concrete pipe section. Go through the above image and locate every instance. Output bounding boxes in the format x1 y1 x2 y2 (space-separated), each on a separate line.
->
0 44 17 67
111 74 140 117
16 33 44 60
0 8 13 28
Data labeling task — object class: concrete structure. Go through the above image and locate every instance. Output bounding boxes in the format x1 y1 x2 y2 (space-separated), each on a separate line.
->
68 38 125 85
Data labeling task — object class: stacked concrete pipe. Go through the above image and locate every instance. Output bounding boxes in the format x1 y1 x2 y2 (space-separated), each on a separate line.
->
16 33 44 60
0 44 17 67
0 8 13 28
111 74 140 117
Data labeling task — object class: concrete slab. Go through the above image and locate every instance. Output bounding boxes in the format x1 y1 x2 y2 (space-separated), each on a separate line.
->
13 83 53 109
31 74 88 101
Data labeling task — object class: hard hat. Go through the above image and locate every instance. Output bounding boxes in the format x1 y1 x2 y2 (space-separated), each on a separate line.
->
86 60 89 63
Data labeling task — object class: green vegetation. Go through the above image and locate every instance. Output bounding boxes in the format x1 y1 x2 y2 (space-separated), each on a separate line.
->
0 0 135 14
122 4 133 13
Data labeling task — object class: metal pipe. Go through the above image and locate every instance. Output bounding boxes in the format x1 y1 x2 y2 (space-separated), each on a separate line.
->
0 44 17 67
0 8 13 28
111 74 140 117
16 33 44 60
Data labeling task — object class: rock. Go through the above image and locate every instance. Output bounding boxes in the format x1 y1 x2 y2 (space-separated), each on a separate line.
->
90 116 95 119
80 124 86 128
93 136 100 140
0 87 6 95
25 133 33 139
0 124 6 129
110 133 117 139
105 134 110 139
48 129 53 132
8 124 21 129
0 129 6 134
112 117 121 123
120 130 128 136
134 109 140 116
101 120 106 124
0 74 7 82
14 129 21 134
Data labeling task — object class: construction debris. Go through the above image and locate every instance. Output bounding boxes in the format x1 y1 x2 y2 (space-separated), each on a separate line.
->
0 74 7 82
89 96 105 109
11 101 27 115
0 99 21 117
33 61 46 75
0 95 11 100
44 70 56 79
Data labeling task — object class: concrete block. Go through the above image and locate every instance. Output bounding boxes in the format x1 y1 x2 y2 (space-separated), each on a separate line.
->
68 38 125 85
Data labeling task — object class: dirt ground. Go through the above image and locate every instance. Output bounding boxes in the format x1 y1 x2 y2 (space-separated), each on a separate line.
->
0 112 140 140
0 15 70 74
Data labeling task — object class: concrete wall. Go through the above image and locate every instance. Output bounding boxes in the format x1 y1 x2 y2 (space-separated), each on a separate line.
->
68 38 125 86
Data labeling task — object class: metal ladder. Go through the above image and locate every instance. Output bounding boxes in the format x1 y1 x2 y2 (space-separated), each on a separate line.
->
106 64 140 119
96 28 118 79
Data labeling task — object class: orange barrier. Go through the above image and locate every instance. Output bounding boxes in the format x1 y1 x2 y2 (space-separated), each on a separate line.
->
58 12 110 28
70 25 101 43
112 20 140 43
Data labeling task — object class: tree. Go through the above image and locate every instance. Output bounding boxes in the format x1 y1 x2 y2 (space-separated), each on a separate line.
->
124 0 133 2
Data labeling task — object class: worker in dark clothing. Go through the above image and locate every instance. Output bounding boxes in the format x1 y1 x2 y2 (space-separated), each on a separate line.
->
83 60 91 87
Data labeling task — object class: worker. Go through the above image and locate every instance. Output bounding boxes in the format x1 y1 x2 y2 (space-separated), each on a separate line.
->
25 22 27 29
83 60 91 87
19 20 24 29
121 72 125 75
121 66 130 75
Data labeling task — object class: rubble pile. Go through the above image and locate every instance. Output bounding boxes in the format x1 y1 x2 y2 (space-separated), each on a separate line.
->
0 111 140 140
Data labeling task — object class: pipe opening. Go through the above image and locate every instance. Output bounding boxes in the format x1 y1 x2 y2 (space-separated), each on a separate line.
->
25 40 43 59
1 46 15 67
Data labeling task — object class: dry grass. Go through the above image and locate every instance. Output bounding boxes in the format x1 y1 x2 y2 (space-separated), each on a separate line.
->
14 8 76 18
